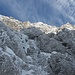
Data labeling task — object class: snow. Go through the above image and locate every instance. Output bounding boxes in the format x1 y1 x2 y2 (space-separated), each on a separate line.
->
26 56 33 63
1 15 75 75
11 32 29 55
6 46 15 56
52 51 58 54
0 14 2 18
40 52 51 58
22 69 34 75
34 22 44 25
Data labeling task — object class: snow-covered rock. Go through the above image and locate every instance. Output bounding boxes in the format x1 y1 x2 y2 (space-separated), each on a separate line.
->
0 48 21 75
0 15 75 75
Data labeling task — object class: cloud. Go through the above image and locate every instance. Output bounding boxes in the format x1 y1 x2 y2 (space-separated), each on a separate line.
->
0 0 75 26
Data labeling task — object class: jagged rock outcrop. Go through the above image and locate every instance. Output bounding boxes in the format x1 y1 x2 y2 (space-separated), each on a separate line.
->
0 15 75 75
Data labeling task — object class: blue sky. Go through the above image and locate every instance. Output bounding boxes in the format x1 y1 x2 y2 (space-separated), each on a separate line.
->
0 0 75 26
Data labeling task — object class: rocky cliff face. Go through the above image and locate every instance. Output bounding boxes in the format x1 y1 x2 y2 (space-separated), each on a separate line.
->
0 15 75 75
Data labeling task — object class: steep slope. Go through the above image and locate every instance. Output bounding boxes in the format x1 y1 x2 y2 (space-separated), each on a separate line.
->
0 15 75 75
0 15 58 33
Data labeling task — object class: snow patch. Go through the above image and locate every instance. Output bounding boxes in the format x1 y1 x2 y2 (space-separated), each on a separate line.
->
26 56 33 63
52 51 58 54
22 69 34 75
40 52 51 58
0 14 2 18
6 46 15 56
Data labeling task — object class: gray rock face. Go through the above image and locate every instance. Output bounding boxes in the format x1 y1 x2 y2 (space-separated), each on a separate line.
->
6 32 29 61
37 34 66 53
1 16 75 75
48 53 75 75
0 50 20 75
21 27 43 39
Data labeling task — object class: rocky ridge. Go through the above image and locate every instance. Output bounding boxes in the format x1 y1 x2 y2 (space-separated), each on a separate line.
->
0 15 75 75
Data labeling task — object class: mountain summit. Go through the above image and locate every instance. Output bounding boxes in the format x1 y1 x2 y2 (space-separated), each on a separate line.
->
0 15 75 75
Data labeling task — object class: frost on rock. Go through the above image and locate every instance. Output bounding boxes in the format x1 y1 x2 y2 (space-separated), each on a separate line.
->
6 31 30 61
0 28 8 51
0 49 20 75
1 15 75 75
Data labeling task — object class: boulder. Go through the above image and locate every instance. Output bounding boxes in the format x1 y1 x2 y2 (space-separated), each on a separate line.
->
21 27 43 39
38 34 66 53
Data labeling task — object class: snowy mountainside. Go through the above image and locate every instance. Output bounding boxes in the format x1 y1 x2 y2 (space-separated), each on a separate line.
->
0 15 75 75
